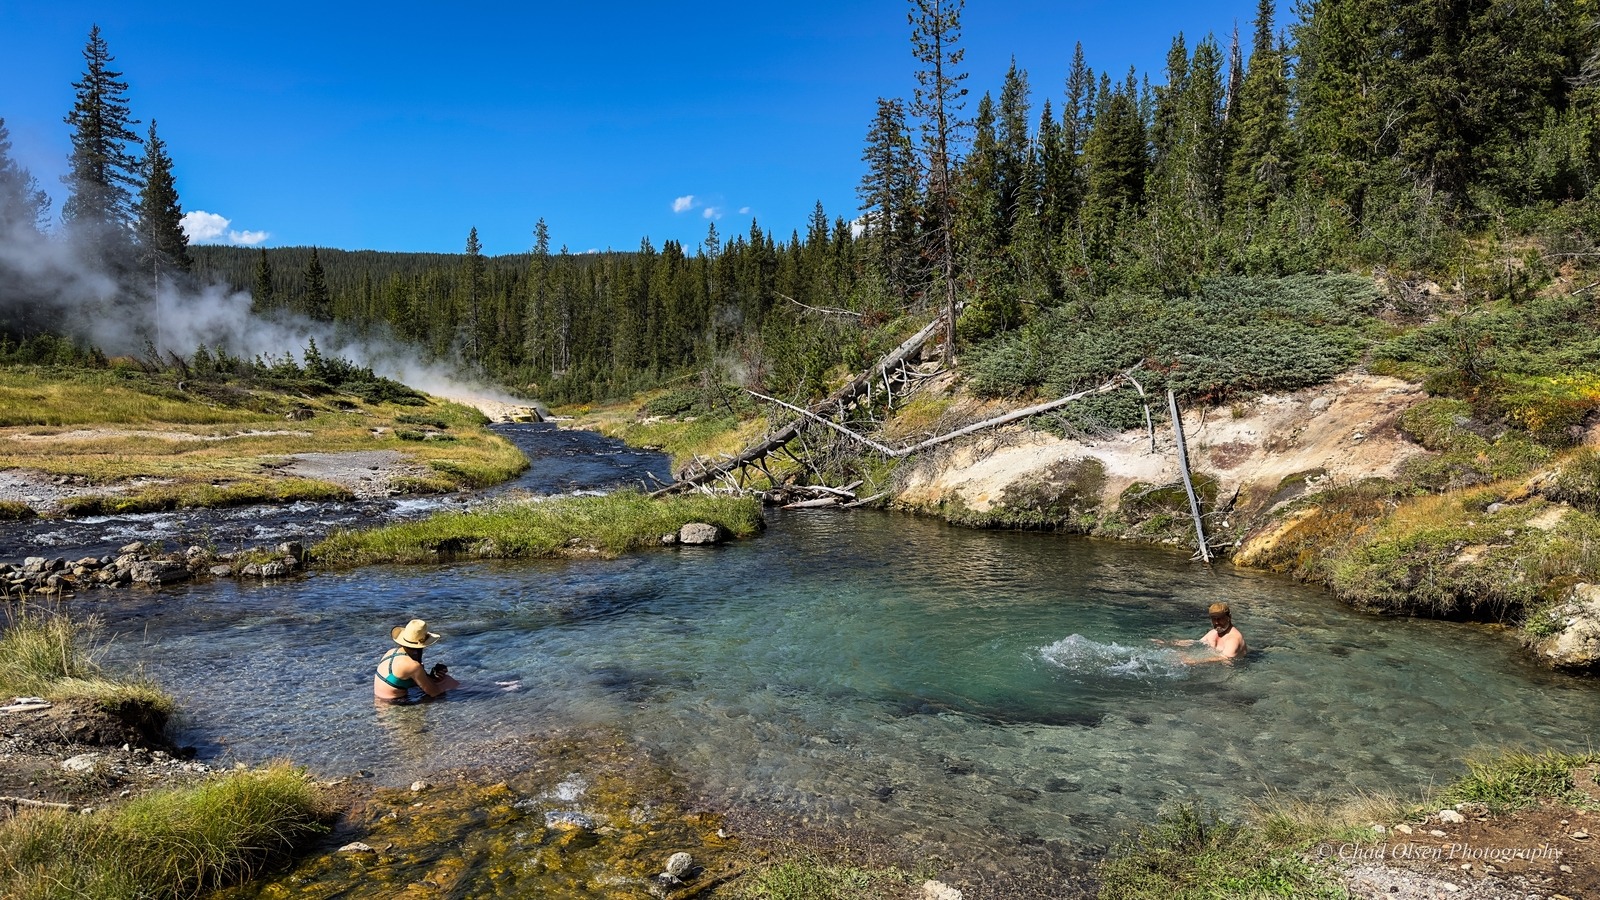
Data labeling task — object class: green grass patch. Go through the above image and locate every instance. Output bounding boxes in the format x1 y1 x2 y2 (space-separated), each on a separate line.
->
728 853 915 900
0 763 327 900
0 500 34 520
1328 496 1600 619
312 490 764 565
1443 749 1600 812
0 608 173 713
59 478 354 516
1098 802 1346 900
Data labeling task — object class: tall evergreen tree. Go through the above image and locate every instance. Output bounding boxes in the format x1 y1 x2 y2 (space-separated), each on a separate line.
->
996 60 1036 245
908 0 969 364
461 226 487 365
0 117 51 236
61 24 142 267
302 248 332 322
523 218 552 372
251 248 277 315
134 119 192 281
857 97 922 302
1225 1 1293 227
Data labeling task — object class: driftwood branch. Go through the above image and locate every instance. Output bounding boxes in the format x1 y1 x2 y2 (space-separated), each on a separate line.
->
1 796 74 810
1168 390 1212 564
777 292 863 318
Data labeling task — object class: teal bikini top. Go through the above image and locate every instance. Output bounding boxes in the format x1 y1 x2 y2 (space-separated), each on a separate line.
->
379 648 416 689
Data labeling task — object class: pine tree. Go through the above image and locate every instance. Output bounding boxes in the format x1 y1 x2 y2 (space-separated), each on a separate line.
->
908 0 969 364
523 218 552 373
996 60 1036 245
1225 0 1293 227
856 97 921 303
134 120 192 281
251 249 276 315
0 117 51 236
62 24 142 267
461 226 487 365
302 248 332 322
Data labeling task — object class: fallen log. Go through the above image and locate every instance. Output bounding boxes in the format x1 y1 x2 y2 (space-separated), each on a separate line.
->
782 497 841 509
654 314 948 495
745 366 1137 459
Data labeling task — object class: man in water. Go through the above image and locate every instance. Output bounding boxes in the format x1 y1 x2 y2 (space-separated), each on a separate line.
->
1154 602 1247 663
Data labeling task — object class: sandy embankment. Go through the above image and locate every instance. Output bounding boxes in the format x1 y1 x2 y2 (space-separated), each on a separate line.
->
895 373 1429 525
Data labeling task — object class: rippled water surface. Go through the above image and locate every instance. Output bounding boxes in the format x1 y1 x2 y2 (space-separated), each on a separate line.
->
91 503 1600 854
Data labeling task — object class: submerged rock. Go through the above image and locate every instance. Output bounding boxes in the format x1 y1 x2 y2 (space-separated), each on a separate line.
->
665 851 693 877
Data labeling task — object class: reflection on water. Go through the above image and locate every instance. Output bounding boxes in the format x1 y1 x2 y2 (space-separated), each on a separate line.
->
93 508 1600 857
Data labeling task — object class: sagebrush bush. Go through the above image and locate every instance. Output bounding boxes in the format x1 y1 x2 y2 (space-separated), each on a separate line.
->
966 276 1379 431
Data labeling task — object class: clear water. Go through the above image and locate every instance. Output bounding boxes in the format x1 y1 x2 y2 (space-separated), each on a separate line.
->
91 507 1600 856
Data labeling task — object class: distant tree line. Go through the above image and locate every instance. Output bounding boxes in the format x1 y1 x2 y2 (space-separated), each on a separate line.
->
5 3 1597 406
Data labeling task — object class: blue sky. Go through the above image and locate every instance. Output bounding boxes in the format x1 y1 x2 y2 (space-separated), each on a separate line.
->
0 1 1285 257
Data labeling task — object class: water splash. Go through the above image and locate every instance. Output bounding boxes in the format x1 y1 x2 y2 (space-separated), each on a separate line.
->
1037 634 1188 679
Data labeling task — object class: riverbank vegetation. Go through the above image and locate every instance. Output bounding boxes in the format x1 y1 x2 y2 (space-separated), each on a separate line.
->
1098 749 1600 900
0 763 327 900
0 349 527 515
311 490 763 565
0 607 171 712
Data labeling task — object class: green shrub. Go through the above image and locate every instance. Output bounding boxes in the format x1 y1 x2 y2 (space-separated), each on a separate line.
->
0 500 34 520
967 276 1379 431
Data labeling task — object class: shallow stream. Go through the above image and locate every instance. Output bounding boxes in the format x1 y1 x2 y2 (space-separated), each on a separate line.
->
14 424 1599 861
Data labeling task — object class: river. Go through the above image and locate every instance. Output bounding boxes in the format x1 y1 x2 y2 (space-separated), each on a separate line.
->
13 424 1600 860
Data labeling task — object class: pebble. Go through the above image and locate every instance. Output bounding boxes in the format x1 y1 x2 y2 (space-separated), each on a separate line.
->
1395 823 1413 834
1438 809 1466 824
410 780 430 792
337 842 375 853
923 880 964 900
61 753 101 773
1570 830 1589 839
665 851 692 878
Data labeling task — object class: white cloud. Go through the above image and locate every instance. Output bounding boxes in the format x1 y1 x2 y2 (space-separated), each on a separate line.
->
850 216 867 238
180 210 230 243
182 210 270 246
583 248 600 255
672 195 696 213
702 206 723 220
738 206 751 215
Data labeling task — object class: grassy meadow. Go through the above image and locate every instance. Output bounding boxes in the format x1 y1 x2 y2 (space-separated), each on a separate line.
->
0 366 527 513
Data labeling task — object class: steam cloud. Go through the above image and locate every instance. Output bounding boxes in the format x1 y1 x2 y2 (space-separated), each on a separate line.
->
0 207 527 415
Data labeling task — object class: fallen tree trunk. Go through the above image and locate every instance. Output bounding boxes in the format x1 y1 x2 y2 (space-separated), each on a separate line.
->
654 315 947 495
745 367 1137 459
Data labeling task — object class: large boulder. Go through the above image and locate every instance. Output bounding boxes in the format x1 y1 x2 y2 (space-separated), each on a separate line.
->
1529 583 1600 670
677 523 725 546
128 559 191 585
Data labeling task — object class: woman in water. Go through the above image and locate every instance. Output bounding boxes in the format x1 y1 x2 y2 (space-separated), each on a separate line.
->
374 619 461 702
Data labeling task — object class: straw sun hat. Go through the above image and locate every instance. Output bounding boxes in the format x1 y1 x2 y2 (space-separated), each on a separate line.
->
391 619 441 649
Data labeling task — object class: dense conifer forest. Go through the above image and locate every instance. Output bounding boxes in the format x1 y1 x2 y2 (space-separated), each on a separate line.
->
3 1 1597 408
